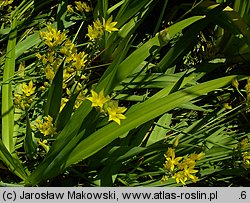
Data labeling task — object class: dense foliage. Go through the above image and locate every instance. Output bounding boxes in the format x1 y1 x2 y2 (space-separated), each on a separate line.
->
0 0 250 186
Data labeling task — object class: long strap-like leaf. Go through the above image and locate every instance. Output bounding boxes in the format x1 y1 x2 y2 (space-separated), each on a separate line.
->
1 16 17 153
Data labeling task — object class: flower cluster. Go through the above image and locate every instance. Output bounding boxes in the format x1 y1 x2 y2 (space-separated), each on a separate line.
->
87 90 127 125
162 139 204 185
0 0 13 10
237 138 250 169
38 26 88 85
60 83 87 111
67 1 92 14
87 16 119 41
14 80 36 110
35 115 57 137
242 152 250 169
40 26 67 48
75 1 92 12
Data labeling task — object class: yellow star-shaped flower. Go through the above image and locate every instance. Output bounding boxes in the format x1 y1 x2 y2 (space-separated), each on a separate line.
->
173 171 187 185
103 16 119 33
87 90 110 109
107 102 127 125
86 25 103 40
21 80 36 97
164 156 183 172
183 166 198 181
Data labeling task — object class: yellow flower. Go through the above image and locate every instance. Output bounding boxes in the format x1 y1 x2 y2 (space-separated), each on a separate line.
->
75 1 92 12
87 90 110 109
238 138 249 149
173 171 187 185
14 80 36 110
103 16 119 33
38 139 50 153
74 91 85 109
164 151 183 172
190 175 199 183
45 65 55 81
223 103 232 110
165 147 175 158
189 152 205 161
93 19 103 30
36 116 57 136
178 152 204 170
40 26 67 48
36 53 47 64
60 98 69 112
60 40 76 56
86 24 103 40
67 5 74 13
14 94 27 110
242 152 250 169
71 51 88 70
86 19 106 40
178 158 196 170
183 166 198 181
106 101 127 125
14 94 22 104
47 51 55 63
164 148 183 171
161 175 169 182
0 0 13 9
21 80 36 97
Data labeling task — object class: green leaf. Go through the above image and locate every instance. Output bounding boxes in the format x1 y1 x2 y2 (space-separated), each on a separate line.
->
44 61 63 121
24 110 37 159
15 31 42 59
1 16 17 153
56 93 78 131
146 113 172 146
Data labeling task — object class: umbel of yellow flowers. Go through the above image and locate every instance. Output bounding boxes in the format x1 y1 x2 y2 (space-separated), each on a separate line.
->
40 26 67 48
162 138 205 185
87 90 127 125
36 115 57 137
87 16 119 41
14 80 36 110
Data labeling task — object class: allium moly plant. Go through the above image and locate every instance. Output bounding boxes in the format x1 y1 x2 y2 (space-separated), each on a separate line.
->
0 0 250 187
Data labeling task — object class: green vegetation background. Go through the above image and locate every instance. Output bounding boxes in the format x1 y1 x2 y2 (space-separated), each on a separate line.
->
0 0 250 186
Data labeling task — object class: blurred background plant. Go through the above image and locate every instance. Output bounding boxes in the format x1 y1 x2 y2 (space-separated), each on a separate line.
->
0 0 249 186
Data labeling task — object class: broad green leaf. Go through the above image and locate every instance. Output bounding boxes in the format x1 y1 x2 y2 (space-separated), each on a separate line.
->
15 31 42 59
44 61 63 121
56 93 78 131
146 113 172 146
1 17 17 153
